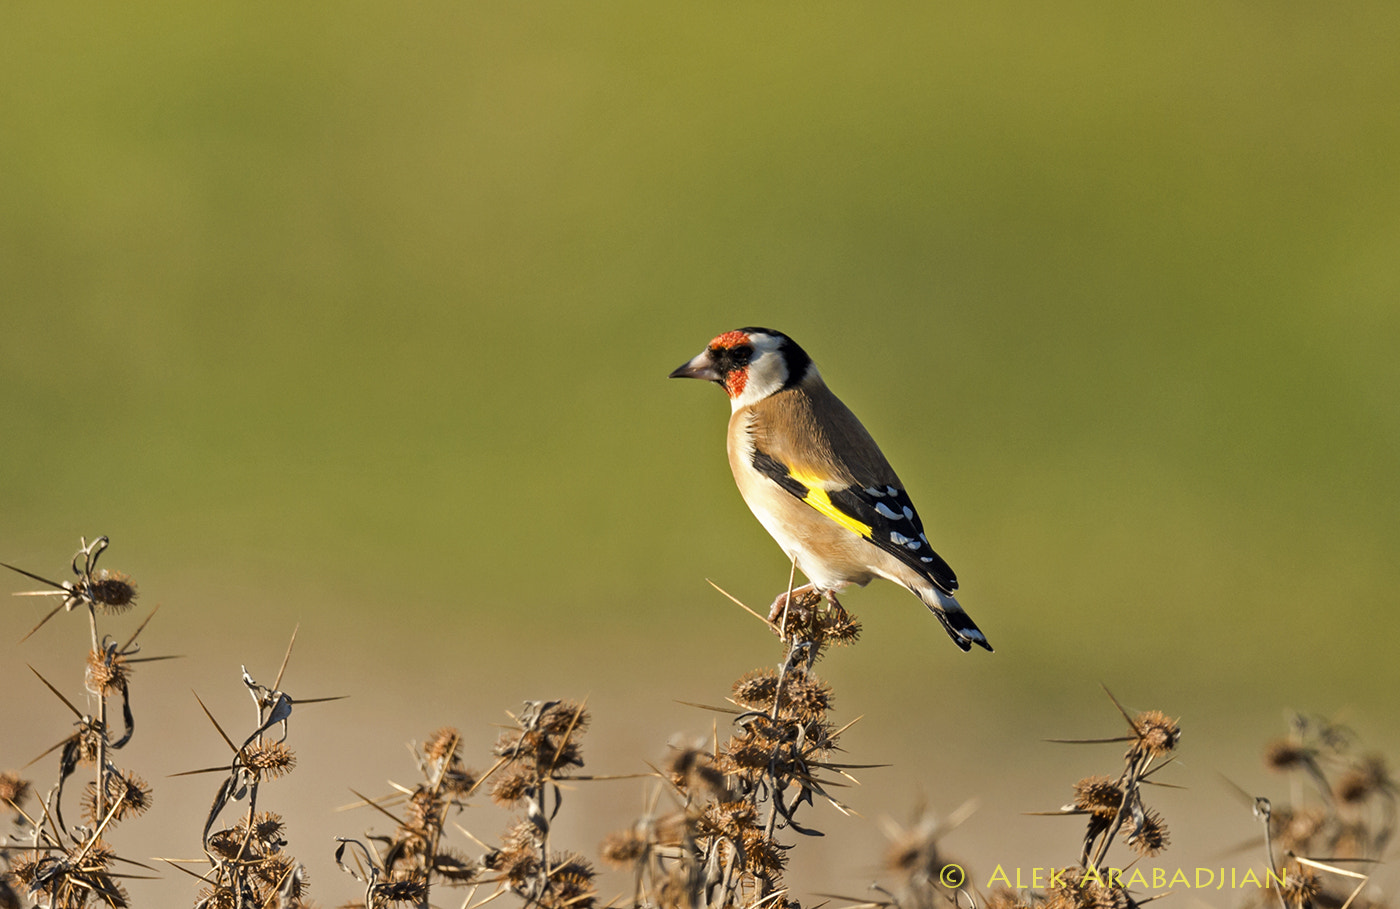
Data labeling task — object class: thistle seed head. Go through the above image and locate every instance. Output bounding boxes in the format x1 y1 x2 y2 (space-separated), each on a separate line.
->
239 740 297 780
85 646 130 696
82 770 152 825
0 771 30 810
600 828 648 868
1132 710 1180 756
1123 807 1171 857
1072 775 1124 819
88 569 137 613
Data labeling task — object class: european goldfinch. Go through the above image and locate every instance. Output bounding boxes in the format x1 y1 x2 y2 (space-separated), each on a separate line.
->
670 327 992 653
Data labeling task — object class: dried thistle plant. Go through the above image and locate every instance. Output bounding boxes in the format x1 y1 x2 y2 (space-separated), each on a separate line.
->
338 702 603 909
164 629 335 908
871 799 976 909
1236 714 1394 909
4 537 138 645
478 700 599 909
1039 689 1181 870
336 725 482 908
7 838 131 909
600 582 866 909
923 689 1185 909
4 538 1394 909
1 536 170 908
2 770 35 908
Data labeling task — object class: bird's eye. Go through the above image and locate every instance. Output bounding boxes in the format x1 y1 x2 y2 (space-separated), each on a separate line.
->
708 343 752 372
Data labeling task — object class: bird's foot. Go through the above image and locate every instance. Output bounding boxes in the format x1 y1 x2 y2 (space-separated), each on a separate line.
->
766 583 811 624
820 588 850 624
766 584 826 630
766 586 858 648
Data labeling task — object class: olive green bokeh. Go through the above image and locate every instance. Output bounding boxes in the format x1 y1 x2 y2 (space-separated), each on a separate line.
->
3 0 1396 754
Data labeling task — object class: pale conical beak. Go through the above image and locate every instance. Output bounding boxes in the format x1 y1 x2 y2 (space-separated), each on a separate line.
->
669 350 721 382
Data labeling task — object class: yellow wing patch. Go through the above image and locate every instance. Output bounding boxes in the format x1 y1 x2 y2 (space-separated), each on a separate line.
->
786 468 874 539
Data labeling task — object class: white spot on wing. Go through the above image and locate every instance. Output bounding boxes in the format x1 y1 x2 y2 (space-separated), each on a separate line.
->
864 486 885 497
903 506 914 520
875 502 901 520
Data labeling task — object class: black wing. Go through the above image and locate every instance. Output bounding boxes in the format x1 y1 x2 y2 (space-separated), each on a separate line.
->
752 449 958 592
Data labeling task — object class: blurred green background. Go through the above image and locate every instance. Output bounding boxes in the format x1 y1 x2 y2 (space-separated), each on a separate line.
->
3 3 1397 903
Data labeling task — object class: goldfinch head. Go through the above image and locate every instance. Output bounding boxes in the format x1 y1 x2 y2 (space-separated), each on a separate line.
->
670 327 814 409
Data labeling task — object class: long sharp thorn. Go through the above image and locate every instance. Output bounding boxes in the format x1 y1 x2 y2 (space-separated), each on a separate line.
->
191 691 240 754
347 787 409 827
830 715 865 739
121 605 160 652
19 602 67 643
1293 856 1372 879
1 562 66 589
273 624 299 690
159 858 219 883
23 737 77 770
465 755 511 798
168 766 241 778
672 699 740 714
452 821 494 852
1216 772 1263 807
28 666 83 718
1100 683 1140 732
4 794 43 830
705 578 769 625
75 794 128 862
466 887 513 909
336 790 407 811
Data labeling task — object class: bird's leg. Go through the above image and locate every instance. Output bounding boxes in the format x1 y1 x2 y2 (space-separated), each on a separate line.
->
767 583 816 625
820 588 849 622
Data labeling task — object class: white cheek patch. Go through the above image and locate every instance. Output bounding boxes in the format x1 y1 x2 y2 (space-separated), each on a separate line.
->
729 368 788 410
